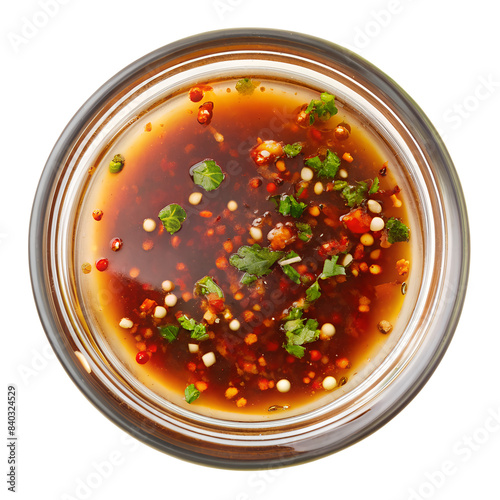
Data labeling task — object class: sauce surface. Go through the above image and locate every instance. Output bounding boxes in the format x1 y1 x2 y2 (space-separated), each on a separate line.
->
76 79 412 418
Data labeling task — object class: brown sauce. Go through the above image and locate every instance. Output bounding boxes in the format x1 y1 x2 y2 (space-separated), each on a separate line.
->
76 79 412 417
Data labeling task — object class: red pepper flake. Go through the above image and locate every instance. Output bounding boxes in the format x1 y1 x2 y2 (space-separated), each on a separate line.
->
139 298 157 313
298 187 308 200
92 209 103 221
187 361 197 372
197 102 214 125
95 258 108 272
207 293 225 313
309 350 322 361
189 87 204 102
336 357 350 369
195 381 208 392
216 256 229 270
199 210 213 218
341 208 372 234
144 122 152 132
310 128 323 141
266 182 277 194
136 351 150 365
110 237 123 251
249 177 262 188
258 378 270 391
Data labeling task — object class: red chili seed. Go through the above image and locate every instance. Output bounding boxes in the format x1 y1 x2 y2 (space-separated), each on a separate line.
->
266 183 277 194
95 258 109 272
197 101 214 125
92 209 103 221
110 237 123 251
189 87 204 102
136 351 149 364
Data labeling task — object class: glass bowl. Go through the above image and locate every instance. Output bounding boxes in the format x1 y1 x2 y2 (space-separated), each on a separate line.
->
29 28 469 469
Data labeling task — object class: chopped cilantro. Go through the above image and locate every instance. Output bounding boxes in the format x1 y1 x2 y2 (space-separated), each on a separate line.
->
177 315 208 341
333 180 348 191
279 251 301 284
157 325 180 343
340 178 380 207
320 255 346 279
284 344 305 358
240 273 258 286
235 78 257 95
283 142 303 157
296 222 312 242
158 203 187 234
229 244 284 282
305 280 321 304
109 154 125 173
184 384 200 404
191 159 225 191
305 150 341 179
305 92 338 125
369 177 380 194
385 218 410 243
341 181 369 208
194 276 224 298
282 307 320 358
278 194 307 218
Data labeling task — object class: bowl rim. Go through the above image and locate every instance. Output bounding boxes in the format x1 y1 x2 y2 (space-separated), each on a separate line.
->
29 27 470 469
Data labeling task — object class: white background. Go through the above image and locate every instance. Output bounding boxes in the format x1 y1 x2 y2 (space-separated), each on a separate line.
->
2 1 499 499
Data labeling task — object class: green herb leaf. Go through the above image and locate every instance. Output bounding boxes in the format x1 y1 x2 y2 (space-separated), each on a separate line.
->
191 159 225 191
194 276 224 298
184 384 200 404
320 255 346 279
296 222 313 242
305 92 338 125
282 308 320 358
240 273 258 286
285 307 303 321
278 194 307 218
369 177 380 194
283 142 303 157
333 180 348 191
158 325 180 343
305 280 321 304
109 154 125 173
229 244 284 279
158 203 187 234
283 344 305 358
279 251 301 284
177 314 208 341
305 150 340 179
235 78 257 95
341 181 368 208
385 218 410 243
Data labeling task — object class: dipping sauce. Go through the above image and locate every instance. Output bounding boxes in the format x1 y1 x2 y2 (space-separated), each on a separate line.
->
76 78 412 417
